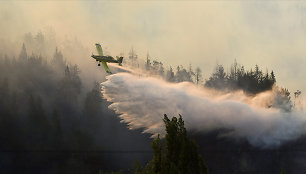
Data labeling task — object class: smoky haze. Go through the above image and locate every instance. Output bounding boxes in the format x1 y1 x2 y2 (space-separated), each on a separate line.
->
1 1 306 93
102 72 306 148
1 1 306 173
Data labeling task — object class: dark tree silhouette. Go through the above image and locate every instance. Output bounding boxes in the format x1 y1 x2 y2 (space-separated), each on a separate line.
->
195 67 203 85
51 47 66 70
134 114 209 174
19 43 28 60
175 65 193 82
205 62 276 94
205 64 226 90
84 82 103 118
166 66 175 82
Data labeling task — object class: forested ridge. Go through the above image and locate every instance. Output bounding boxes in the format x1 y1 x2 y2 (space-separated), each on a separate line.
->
0 43 152 174
0 37 303 174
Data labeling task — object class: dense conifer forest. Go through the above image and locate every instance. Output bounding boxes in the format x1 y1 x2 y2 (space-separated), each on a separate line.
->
0 35 303 174
0 43 153 174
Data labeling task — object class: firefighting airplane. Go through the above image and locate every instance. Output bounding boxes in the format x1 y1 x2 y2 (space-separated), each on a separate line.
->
91 43 123 74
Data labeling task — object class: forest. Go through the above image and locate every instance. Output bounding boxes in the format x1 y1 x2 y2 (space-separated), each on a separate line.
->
0 31 303 174
0 42 155 174
141 51 295 112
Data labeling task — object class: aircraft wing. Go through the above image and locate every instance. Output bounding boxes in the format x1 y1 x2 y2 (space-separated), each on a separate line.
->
95 44 103 56
102 61 112 74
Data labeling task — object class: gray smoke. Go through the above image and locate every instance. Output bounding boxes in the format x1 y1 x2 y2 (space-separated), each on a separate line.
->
102 72 306 148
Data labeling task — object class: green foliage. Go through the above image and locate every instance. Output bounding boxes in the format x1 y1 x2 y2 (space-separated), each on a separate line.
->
134 114 209 174
134 160 146 174
281 168 286 174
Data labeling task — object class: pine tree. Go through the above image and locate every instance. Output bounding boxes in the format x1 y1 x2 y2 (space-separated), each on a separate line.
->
51 47 66 70
151 135 162 174
166 66 175 82
270 71 276 83
55 65 83 115
159 62 164 77
146 52 151 71
162 114 208 174
205 64 226 89
19 43 28 60
135 114 209 174
195 67 203 85
129 47 137 67
188 64 195 82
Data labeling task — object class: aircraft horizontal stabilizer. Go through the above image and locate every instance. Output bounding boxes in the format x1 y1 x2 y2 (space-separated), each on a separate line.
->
116 56 124 66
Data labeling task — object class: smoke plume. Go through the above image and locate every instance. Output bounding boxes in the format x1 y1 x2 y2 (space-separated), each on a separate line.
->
102 72 306 148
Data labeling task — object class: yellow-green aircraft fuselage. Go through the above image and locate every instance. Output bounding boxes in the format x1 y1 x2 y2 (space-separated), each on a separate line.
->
91 43 123 74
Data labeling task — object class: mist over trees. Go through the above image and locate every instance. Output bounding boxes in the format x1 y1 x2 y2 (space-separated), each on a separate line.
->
127 50 296 112
204 62 276 94
141 54 278 94
0 42 152 174
0 30 303 174
143 53 196 83
0 44 97 173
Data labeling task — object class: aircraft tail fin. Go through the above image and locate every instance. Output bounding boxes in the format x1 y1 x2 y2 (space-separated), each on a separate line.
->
117 56 123 66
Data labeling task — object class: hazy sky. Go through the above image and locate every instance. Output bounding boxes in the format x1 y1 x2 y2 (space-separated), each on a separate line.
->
1 1 306 93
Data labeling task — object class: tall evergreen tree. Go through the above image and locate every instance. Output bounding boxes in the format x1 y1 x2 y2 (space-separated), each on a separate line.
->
146 52 151 71
195 67 203 85
56 65 82 113
135 114 209 174
166 66 175 82
19 43 28 60
51 47 66 70
151 135 162 174
205 64 226 90
129 47 138 67
270 71 276 83
188 64 195 83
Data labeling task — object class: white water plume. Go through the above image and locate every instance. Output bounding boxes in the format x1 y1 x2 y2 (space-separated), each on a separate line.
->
101 72 306 148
